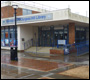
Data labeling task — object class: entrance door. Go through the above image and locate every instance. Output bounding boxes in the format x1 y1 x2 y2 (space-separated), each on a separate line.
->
42 31 46 46
58 30 63 40
46 30 51 46
54 30 64 46
54 30 59 46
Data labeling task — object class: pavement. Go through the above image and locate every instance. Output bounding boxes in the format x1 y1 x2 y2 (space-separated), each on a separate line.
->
1 50 89 79
25 47 52 54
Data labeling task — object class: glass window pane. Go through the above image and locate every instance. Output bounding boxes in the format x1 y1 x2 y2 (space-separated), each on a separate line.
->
5 27 8 31
10 26 13 31
64 31 67 33
1 27 4 31
10 39 14 46
28 10 32 14
5 32 8 39
5 39 9 46
10 32 13 39
23 9 28 15
1 32 4 39
1 40 5 46
64 27 67 30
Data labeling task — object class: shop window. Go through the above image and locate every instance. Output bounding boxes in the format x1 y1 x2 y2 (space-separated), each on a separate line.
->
1 31 5 46
5 32 8 39
1 39 5 46
1 26 18 47
5 32 9 46
1 27 5 46
5 26 9 31
10 32 13 38
1 27 4 31
76 27 86 43
10 26 13 31
1 32 4 39
76 27 80 31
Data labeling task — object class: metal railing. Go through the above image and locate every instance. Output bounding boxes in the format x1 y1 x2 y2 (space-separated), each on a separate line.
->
64 43 77 55
56 40 89 56
64 40 89 56
24 39 33 50
76 40 89 56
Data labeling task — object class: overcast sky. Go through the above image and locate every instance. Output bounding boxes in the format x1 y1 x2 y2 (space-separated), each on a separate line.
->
33 1 89 17
1 1 89 17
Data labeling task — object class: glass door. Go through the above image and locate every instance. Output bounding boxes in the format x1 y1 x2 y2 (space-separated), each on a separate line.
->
42 31 46 46
54 30 59 46
58 30 63 40
46 30 51 46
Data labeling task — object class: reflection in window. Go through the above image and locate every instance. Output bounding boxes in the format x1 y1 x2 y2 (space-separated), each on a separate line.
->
10 32 13 39
1 27 4 31
10 26 13 31
23 9 32 15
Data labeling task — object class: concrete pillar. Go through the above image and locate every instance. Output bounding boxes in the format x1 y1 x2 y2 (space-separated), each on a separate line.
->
69 23 75 44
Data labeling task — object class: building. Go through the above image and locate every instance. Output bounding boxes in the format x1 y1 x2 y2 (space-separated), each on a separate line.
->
1 1 89 51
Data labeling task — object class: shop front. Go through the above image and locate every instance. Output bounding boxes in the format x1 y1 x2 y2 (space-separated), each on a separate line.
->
38 25 69 47
1 26 18 47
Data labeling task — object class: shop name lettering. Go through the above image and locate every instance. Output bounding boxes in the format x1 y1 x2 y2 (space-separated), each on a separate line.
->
2 14 52 24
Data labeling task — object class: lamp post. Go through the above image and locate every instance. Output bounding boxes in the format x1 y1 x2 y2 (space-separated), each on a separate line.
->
11 5 18 61
12 5 18 46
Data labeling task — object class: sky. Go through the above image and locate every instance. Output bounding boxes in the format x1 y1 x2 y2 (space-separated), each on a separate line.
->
33 1 89 17
1 1 89 17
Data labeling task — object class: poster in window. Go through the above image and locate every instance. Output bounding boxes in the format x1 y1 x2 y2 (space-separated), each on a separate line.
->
10 39 14 46
5 39 9 44
1 40 5 46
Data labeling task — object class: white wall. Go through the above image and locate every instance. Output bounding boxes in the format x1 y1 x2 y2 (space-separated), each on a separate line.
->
18 25 33 50
17 26 21 50
1 8 89 27
69 12 89 23
32 26 38 46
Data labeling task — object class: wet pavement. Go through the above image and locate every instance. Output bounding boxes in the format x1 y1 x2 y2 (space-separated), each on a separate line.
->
1 50 89 79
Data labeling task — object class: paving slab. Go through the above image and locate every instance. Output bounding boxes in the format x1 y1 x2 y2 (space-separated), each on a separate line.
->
1 50 89 79
58 66 89 79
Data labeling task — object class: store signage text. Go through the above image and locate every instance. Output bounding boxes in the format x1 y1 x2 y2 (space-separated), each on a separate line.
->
2 13 53 25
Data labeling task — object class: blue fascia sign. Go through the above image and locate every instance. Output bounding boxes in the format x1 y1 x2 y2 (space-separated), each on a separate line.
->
2 13 53 25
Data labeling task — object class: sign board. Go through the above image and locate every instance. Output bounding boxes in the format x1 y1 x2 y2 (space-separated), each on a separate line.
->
58 40 66 45
2 13 53 25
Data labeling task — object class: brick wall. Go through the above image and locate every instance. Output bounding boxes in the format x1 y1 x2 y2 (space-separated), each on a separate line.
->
50 49 64 54
32 11 40 14
1 6 22 18
1 6 40 18
69 23 75 44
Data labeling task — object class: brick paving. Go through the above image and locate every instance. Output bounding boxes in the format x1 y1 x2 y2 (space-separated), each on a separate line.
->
1 54 70 72
1 50 89 79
